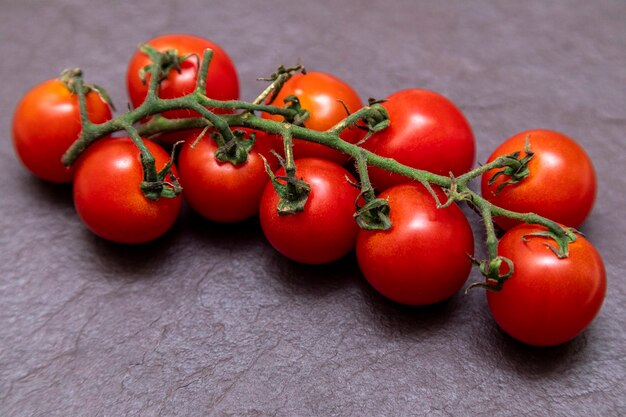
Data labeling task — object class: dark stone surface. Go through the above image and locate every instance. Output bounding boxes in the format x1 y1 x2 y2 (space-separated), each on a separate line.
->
1 0 625 416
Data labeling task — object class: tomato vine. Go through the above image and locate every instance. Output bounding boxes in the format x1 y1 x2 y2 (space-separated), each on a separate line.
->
58 47 585 280
13 36 606 346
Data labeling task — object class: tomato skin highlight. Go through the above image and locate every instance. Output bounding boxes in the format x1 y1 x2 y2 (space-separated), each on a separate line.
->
481 129 596 230
126 34 239 119
259 158 360 264
262 71 364 164
12 79 112 183
356 184 474 305
73 137 182 244
177 129 272 223
487 224 606 346
361 89 475 191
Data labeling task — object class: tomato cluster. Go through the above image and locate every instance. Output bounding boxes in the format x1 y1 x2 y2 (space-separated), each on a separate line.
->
12 34 606 347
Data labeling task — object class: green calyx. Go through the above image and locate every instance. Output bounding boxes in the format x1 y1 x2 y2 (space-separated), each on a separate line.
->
140 141 182 201
213 129 255 165
261 153 311 216
488 138 534 195
259 64 306 105
467 255 515 292
59 68 115 110
355 103 389 145
354 197 392 231
522 227 578 259
352 152 392 231
280 95 309 126
138 44 192 84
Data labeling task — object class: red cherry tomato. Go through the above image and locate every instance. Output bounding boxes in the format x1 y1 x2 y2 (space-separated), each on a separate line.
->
481 129 596 230
12 79 112 183
361 89 475 191
356 184 474 305
262 71 364 164
126 34 239 119
177 128 273 223
73 137 182 244
259 158 360 264
487 224 606 346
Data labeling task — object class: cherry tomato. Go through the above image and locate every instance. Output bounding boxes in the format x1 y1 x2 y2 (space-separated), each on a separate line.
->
361 89 475 191
73 137 182 244
481 129 596 230
487 224 606 346
177 128 273 223
356 184 474 305
259 158 360 264
12 79 112 183
262 71 364 164
126 34 239 119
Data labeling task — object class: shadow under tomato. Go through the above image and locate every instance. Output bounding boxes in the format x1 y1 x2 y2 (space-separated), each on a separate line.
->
180 209 359 301
17 171 74 210
81 207 189 283
259 236 463 331
262 249 359 299
355 274 462 333
478 315 588 376
183 208 266 249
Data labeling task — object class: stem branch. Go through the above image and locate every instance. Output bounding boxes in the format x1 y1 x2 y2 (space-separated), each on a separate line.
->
195 49 213 95
60 56 574 259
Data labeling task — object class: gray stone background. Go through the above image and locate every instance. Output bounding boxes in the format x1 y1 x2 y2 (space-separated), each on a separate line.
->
1 0 624 416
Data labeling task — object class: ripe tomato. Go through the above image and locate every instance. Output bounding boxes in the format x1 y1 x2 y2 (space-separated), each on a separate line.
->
177 128 274 223
12 79 112 183
481 129 596 230
262 71 364 164
487 224 606 346
73 137 182 244
356 184 474 305
361 89 475 191
126 34 239 119
259 158 360 264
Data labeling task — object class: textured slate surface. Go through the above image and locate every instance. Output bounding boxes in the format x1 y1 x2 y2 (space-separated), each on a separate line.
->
1 0 625 416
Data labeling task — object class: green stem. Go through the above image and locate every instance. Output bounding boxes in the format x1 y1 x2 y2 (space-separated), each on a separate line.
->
121 123 162 201
282 127 295 178
263 127 311 215
252 64 304 106
146 53 164 102
355 150 376 202
463 188 571 242
328 104 385 136
353 150 392 231
62 87 569 238
478 200 499 260
122 123 156 179
59 57 574 251
195 49 213 95
138 115 211 137
187 101 234 143
243 116 452 188
73 74 90 130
